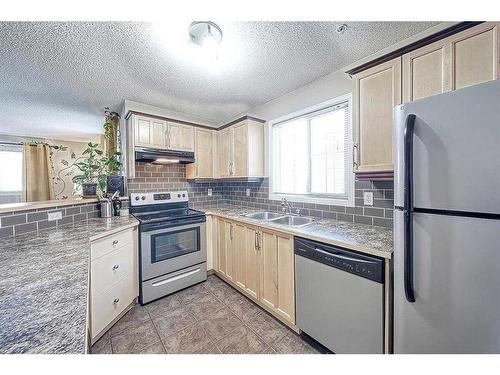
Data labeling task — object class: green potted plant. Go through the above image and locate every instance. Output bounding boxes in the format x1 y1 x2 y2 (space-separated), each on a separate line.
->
72 142 106 198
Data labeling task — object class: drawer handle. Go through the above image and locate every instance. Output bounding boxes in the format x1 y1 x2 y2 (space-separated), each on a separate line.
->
112 264 119 271
112 240 119 246
113 298 120 305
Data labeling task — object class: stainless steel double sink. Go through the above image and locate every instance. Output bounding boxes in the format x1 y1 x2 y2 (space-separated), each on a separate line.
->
242 211 314 227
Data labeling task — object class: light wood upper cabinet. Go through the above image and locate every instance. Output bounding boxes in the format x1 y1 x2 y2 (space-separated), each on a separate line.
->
218 128 233 177
353 57 401 173
232 123 248 177
218 119 265 178
133 114 194 151
168 122 194 152
403 22 500 103
354 22 499 176
186 128 217 179
403 42 452 103
134 115 167 148
451 22 499 90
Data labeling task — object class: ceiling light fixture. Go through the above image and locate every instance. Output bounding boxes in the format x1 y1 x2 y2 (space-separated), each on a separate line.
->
336 24 348 34
188 21 223 48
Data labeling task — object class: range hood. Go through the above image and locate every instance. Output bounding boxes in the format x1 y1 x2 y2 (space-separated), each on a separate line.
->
135 147 195 164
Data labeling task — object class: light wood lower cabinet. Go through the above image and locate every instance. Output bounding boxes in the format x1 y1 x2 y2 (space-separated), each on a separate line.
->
260 230 295 324
90 227 139 342
213 216 295 327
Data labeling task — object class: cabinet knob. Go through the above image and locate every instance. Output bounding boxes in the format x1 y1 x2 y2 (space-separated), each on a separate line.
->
112 240 119 245
112 264 119 271
113 298 120 305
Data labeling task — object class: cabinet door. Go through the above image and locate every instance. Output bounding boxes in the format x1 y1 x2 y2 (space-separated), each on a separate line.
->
168 123 194 151
180 125 194 151
451 22 500 90
245 226 260 299
260 230 278 311
224 221 234 280
135 116 152 146
233 123 248 177
403 42 452 103
232 222 247 289
195 128 213 177
259 230 295 324
218 128 233 177
150 119 167 148
276 234 295 323
217 218 227 277
353 57 401 173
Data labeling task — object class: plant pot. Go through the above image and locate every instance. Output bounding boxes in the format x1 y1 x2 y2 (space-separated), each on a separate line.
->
82 183 98 198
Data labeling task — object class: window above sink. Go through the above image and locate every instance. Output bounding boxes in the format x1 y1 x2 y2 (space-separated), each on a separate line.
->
268 94 354 207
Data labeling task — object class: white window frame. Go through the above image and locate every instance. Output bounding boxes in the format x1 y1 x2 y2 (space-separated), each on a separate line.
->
268 94 354 207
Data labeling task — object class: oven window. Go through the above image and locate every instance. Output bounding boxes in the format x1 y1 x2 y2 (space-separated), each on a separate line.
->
151 227 200 263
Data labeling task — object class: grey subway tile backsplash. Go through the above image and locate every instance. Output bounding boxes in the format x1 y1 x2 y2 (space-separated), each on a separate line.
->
27 212 48 222
0 227 13 237
0 163 394 240
2 214 27 227
14 222 37 235
0 200 103 239
65 206 81 216
38 220 57 230
373 217 393 228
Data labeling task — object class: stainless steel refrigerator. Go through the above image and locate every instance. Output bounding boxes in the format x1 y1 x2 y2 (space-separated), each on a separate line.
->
393 80 500 353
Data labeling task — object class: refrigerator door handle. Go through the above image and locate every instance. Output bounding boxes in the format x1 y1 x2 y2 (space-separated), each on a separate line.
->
404 114 416 303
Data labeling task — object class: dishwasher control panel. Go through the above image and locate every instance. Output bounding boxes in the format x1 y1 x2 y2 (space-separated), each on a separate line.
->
294 237 384 283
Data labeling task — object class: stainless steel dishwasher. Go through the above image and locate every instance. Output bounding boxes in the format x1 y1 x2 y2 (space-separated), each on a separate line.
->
295 237 385 354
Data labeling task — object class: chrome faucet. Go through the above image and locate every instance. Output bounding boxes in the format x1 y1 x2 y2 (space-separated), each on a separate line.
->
281 198 293 215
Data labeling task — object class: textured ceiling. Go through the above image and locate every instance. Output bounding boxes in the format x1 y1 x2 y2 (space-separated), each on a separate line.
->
0 21 439 140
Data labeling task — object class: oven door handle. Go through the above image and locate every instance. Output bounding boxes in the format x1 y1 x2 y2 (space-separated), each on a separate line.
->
140 216 206 232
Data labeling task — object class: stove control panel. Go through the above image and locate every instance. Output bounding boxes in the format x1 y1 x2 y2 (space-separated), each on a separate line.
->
130 191 188 206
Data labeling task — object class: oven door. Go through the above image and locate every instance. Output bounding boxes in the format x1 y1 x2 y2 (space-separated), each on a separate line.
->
140 217 206 281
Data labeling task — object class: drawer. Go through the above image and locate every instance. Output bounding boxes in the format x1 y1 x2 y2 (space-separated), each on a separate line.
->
91 274 136 338
91 243 134 299
91 229 133 261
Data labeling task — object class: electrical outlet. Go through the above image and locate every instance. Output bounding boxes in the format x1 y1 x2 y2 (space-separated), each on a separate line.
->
207 188 212 197
246 188 251 197
48 211 62 221
363 192 374 206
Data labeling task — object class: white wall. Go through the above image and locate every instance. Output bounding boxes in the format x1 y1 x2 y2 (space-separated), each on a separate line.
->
247 69 351 122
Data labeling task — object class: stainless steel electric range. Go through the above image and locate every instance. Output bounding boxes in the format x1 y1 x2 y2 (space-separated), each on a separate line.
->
130 191 207 304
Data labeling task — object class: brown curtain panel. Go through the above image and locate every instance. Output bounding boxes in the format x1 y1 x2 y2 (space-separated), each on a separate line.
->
23 144 54 202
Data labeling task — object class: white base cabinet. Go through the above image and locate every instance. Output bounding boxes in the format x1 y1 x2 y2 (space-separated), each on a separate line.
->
89 227 139 342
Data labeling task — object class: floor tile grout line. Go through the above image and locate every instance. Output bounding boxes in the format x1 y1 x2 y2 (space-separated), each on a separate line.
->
206 275 291 348
144 301 169 354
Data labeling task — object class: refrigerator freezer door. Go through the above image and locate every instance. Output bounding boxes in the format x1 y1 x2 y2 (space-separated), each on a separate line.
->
394 210 500 353
394 80 500 213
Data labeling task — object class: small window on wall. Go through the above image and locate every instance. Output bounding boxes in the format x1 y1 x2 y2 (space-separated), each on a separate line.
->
0 143 24 204
269 94 354 206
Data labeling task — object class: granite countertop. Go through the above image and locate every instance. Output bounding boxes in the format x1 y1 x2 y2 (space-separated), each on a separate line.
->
0 215 138 354
193 203 393 259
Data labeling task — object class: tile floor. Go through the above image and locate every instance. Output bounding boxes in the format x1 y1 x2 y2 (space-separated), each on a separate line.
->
91 274 322 354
